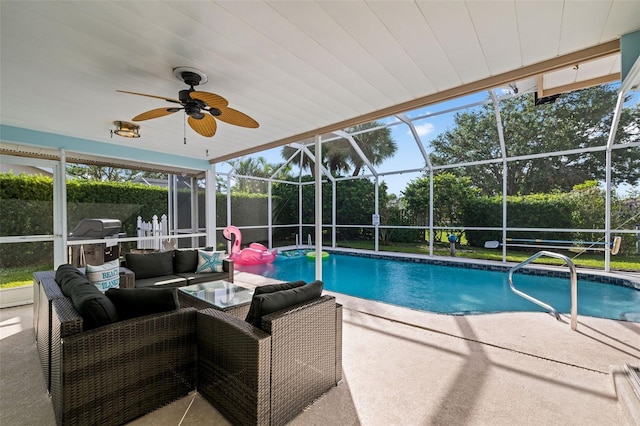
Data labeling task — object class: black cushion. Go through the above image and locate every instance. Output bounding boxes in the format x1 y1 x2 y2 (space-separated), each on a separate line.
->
174 249 198 273
245 280 306 325
254 280 306 296
246 280 323 328
106 287 180 320
55 264 118 329
125 251 174 279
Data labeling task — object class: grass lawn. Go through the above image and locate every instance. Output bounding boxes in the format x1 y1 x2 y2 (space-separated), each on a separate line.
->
0 265 52 289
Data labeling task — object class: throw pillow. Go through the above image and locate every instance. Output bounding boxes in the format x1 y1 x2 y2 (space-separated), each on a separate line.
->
125 251 174 279
246 280 323 328
55 264 118 329
85 259 120 292
106 287 180 320
245 280 306 325
196 250 225 273
174 249 198 273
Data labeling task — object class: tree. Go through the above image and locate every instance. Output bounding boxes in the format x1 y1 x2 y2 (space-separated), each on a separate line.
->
66 165 168 182
66 165 141 182
227 157 290 194
402 172 480 241
280 120 398 177
429 85 640 195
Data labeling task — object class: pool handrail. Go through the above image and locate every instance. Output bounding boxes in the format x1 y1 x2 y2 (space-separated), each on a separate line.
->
508 250 578 331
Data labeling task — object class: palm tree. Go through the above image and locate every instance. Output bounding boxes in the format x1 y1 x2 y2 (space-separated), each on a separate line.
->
344 121 397 176
280 120 397 177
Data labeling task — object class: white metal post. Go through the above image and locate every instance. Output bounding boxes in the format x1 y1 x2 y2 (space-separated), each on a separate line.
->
206 165 216 249
429 168 434 256
54 150 67 267
490 90 509 264
332 180 336 248
226 174 232 253
191 176 198 248
374 176 379 252
268 181 273 249
315 134 322 281
502 163 508 262
605 149 612 272
604 91 625 272
171 175 179 235
299 150 304 246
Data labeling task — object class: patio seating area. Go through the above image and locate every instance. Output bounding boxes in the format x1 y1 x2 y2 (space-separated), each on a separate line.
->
2 270 639 425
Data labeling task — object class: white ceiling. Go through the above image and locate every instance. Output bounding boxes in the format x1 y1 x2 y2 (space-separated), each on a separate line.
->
1 1 639 170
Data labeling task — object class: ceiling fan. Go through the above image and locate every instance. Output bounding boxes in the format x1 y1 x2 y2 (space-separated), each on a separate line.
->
117 67 259 138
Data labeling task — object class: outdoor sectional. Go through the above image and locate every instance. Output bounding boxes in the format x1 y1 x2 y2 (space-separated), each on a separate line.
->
33 265 342 426
33 267 197 426
197 281 343 426
120 249 234 288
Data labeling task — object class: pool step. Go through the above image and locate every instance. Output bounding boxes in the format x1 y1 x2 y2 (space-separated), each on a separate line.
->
610 364 640 425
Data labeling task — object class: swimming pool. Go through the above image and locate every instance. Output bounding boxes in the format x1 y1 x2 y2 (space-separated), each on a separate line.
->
236 252 640 322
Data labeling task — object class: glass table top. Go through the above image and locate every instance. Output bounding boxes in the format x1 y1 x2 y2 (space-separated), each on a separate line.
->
178 280 254 309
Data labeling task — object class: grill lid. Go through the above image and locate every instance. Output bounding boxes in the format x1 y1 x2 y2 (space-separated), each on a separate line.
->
68 218 122 239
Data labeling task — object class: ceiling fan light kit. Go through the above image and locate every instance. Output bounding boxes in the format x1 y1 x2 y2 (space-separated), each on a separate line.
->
113 121 140 138
116 67 258 138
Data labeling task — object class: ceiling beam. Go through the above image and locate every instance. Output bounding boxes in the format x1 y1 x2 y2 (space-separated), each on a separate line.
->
539 73 620 98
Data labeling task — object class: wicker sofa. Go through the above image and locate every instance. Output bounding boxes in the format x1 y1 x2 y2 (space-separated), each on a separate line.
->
120 249 234 288
32 268 135 391
197 292 343 426
33 268 197 426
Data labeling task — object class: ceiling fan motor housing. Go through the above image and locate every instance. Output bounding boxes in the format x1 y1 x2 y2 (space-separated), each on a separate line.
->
179 71 202 87
185 105 205 119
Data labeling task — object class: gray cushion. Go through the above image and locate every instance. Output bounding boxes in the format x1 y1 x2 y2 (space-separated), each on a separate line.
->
106 287 179 320
126 251 174 279
174 249 198 273
245 280 306 325
55 264 118 329
246 280 323 328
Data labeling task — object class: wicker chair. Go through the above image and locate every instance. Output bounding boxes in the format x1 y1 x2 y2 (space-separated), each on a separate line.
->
33 269 135 392
197 295 343 426
34 272 197 426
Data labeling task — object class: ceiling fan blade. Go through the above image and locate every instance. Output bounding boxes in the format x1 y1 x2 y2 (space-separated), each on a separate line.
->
190 91 229 108
117 90 181 104
188 114 217 137
132 107 179 121
216 105 259 128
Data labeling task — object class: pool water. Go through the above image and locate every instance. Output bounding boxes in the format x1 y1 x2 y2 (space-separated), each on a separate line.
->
236 252 640 321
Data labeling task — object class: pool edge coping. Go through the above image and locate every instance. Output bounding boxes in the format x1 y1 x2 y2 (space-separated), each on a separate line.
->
277 245 640 290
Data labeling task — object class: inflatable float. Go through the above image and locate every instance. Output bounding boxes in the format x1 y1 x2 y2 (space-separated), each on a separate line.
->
306 250 329 259
223 226 277 265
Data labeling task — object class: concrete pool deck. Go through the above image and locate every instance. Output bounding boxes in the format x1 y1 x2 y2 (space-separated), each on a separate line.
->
1 269 639 425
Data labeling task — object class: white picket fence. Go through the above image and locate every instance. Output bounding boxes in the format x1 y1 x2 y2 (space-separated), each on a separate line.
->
137 214 168 250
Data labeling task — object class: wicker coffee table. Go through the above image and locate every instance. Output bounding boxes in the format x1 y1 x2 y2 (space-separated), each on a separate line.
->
178 280 254 318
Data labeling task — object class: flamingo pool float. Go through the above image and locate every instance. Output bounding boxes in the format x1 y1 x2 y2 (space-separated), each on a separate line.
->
222 226 277 265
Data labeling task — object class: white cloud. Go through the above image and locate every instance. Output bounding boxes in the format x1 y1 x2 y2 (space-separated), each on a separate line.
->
411 122 434 137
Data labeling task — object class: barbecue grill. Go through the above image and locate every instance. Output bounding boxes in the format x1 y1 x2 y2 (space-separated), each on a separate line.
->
68 219 124 267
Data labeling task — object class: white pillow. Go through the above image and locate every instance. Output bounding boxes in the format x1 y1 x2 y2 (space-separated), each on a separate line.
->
85 259 120 292
196 250 225 273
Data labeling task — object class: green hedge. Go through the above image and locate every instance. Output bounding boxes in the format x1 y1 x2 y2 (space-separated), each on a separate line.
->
462 193 576 247
0 174 276 267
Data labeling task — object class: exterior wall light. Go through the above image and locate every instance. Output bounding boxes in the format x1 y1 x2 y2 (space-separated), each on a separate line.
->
112 121 140 138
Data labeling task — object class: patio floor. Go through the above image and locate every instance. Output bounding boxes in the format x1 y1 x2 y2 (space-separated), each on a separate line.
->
1 270 639 425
